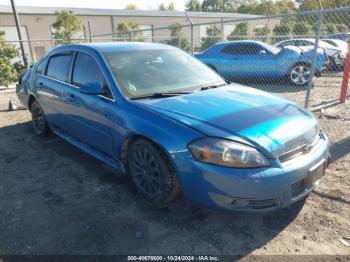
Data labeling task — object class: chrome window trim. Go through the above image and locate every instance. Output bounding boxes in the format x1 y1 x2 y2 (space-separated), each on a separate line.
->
40 75 115 103
71 50 116 102
40 49 116 103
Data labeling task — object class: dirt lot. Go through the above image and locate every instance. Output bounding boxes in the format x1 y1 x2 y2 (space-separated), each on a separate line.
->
0 82 350 256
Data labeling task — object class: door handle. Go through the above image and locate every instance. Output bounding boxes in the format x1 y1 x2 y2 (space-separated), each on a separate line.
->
38 82 44 88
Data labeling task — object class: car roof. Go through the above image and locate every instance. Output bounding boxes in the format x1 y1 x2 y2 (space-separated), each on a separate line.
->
50 42 174 54
215 40 265 47
282 38 314 42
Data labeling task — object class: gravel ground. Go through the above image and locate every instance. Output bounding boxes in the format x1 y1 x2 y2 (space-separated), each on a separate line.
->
0 79 349 256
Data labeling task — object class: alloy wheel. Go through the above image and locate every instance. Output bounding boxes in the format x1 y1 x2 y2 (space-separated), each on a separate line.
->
129 144 163 200
31 102 46 135
290 64 311 86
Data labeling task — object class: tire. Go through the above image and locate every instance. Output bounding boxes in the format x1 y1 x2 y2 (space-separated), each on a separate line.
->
30 100 49 137
128 139 180 205
288 63 311 86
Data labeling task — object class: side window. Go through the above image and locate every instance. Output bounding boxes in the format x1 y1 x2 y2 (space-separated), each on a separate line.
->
221 45 240 55
35 58 47 75
242 44 263 55
46 54 72 82
295 40 306 46
72 52 113 99
283 41 294 47
302 41 313 47
221 44 265 55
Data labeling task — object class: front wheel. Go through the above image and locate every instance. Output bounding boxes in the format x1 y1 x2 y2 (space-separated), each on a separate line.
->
289 63 311 86
31 100 49 137
128 139 180 205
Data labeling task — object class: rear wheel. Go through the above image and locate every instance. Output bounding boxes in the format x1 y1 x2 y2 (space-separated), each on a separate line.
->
128 139 180 205
289 63 311 86
31 100 49 137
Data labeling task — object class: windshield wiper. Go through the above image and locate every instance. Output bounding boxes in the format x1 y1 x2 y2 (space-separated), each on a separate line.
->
130 91 192 100
199 83 226 91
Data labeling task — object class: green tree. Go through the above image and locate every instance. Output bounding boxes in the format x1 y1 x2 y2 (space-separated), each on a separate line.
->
254 25 271 42
227 22 249 41
158 3 167 10
200 25 222 51
159 2 176 11
336 23 347 32
125 4 139 10
168 2 176 10
254 26 271 36
185 0 202 11
116 22 145 42
166 23 191 52
0 31 18 86
292 22 311 36
52 10 84 44
299 0 350 10
320 23 336 34
236 0 295 15
201 0 225 12
273 23 292 42
273 24 292 35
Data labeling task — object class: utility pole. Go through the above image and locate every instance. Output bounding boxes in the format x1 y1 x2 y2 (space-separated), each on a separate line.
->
10 0 28 68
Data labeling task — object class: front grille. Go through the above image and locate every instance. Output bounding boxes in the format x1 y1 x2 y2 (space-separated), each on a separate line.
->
247 199 278 209
290 179 305 198
279 134 322 163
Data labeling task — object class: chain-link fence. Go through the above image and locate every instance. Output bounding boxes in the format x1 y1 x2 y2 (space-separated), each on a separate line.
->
3 7 350 144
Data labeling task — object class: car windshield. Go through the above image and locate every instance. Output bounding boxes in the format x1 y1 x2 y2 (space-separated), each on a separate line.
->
104 48 225 98
318 40 339 49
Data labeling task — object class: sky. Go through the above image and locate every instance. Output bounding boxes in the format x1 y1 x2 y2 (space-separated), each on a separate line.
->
0 0 187 10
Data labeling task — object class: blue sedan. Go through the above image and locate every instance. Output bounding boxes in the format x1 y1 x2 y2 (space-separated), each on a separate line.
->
17 42 330 213
195 40 328 86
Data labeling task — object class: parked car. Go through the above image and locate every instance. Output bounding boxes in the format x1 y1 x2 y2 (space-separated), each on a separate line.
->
195 40 328 86
327 33 350 42
275 38 345 70
17 42 330 213
322 39 348 54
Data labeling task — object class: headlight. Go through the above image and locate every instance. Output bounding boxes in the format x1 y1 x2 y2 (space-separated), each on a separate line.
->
188 138 270 168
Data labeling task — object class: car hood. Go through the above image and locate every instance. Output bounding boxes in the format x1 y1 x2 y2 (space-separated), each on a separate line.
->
283 45 311 54
283 45 324 56
134 85 319 157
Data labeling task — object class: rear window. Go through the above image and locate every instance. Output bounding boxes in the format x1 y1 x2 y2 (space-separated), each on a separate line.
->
46 54 72 82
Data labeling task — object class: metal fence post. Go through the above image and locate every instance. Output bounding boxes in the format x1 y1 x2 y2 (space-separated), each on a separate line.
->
220 17 224 41
151 25 154 43
88 20 93 43
10 0 28 68
304 4 324 109
49 30 55 48
185 11 194 55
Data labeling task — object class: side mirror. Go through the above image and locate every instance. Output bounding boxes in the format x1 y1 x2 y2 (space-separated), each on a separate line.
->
259 50 267 56
79 83 105 95
30 62 37 68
